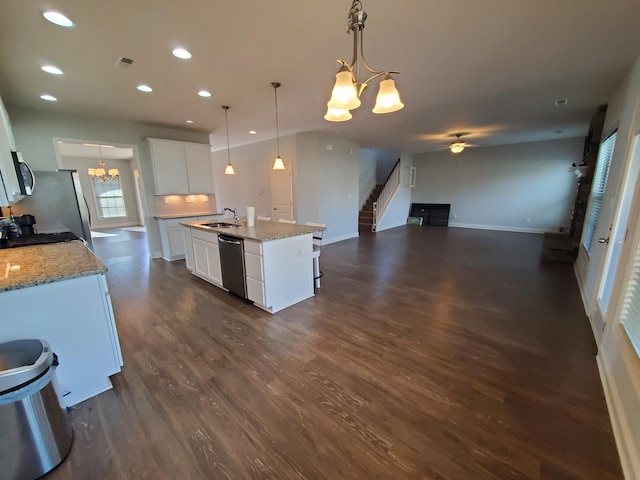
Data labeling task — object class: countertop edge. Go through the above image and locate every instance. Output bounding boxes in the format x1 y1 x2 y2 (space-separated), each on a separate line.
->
181 220 323 242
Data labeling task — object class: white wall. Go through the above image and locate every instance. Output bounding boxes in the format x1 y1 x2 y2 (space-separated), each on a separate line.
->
375 152 414 232
60 156 141 229
212 132 360 245
575 54 640 480
412 138 583 233
359 148 377 208
7 106 209 257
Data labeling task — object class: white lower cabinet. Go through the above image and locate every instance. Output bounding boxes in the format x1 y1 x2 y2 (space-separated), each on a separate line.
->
184 227 194 271
192 229 222 287
244 240 266 306
159 215 223 261
0 274 123 407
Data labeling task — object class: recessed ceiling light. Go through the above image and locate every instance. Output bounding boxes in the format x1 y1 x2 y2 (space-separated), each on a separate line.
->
41 65 63 75
185 120 194 124
198 90 212 98
137 84 153 93
249 130 257 135
172 48 192 59
42 11 75 27
40 94 58 102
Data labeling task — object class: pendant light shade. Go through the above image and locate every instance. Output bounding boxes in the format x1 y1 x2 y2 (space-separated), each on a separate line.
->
327 69 361 111
324 106 353 122
222 105 235 175
372 75 404 114
271 82 285 170
273 157 285 170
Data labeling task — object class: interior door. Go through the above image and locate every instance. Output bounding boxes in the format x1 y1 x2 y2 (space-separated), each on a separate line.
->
598 134 640 320
271 161 293 221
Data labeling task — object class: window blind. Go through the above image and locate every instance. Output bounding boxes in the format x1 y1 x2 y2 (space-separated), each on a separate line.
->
582 131 617 254
621 235 640 359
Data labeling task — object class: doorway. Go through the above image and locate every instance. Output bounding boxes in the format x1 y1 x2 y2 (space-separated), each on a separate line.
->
53 138 151 258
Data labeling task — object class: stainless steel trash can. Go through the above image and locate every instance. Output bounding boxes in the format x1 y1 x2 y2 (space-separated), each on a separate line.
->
0 339 73 480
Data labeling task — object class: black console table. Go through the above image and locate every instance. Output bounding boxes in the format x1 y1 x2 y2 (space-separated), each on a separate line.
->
410 203 450 226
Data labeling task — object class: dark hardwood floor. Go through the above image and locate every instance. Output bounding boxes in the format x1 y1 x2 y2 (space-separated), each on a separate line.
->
47 226 623 479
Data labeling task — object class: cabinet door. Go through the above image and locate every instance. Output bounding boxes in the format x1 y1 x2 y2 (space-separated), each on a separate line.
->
168 225 186 258
183 228 194 271
193 238 209 279
149 139 189 194
205 241 222 286
185 143 214 193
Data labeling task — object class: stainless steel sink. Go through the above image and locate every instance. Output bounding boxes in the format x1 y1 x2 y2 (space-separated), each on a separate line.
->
203 222 234 228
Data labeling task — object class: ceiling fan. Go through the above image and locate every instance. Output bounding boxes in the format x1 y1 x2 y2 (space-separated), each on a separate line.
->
438 133 481 154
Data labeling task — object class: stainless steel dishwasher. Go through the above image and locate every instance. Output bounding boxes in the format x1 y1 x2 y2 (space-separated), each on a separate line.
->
218 234 247 298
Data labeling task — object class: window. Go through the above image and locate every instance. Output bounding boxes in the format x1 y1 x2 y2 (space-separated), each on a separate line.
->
582 131 617 254
621 230 640 359
92 178 127 218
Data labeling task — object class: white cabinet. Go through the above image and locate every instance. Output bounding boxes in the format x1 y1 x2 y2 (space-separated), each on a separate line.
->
244 240 266 306
148 138 213 195
184 227 194 271
0 95 21 206
159 215 223 261
191 228 222 287
0 274 123 407
158 218 187 261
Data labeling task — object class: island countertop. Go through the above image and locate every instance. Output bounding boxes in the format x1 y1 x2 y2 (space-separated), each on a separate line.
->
181 219 324 242
153 212 222 219
0 240 107 292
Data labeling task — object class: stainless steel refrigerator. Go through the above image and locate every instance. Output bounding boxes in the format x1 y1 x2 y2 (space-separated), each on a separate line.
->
10 170 93 250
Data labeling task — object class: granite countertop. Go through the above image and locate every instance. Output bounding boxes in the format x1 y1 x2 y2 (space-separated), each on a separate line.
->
0 241 107 292
181 219 324 242
154 212 221 219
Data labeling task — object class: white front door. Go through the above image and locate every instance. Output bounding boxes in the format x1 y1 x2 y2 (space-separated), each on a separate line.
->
271 161 293 221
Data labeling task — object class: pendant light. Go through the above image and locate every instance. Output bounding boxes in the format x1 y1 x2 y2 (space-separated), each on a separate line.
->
222 105 235 175
271 82 285 170
325 0 404 122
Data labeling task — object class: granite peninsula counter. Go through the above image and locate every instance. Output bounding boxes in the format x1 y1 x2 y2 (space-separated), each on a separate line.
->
181 219 324 313
0 240 123 407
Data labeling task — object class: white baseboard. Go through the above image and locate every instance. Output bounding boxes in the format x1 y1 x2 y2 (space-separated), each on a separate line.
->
448 222 547 234
375 221 406 232
597 348 640 480
323 232 359 245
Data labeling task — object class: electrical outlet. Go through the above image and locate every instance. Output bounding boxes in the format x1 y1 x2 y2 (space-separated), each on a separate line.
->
163 197 169 204
452 214 457 220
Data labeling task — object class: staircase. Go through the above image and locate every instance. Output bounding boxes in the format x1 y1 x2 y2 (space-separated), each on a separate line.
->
359 184 383 232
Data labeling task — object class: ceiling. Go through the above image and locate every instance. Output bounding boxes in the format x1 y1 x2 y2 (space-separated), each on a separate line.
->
1 0 640 155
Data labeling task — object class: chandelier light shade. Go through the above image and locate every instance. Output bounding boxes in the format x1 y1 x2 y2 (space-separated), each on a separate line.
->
450 134 465 154
222 105 235 175
88 146 119 182
325 0 404 122
271 82 285 170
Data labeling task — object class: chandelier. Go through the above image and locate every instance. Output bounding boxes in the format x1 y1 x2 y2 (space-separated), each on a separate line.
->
324 0 404 122
88 146 119 182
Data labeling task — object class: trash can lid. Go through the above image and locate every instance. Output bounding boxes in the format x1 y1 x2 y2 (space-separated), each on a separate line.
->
0 339 54 394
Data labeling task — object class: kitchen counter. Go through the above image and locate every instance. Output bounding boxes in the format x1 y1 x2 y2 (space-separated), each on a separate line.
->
154 212 221 219
0 240 107 292
181 219 324 242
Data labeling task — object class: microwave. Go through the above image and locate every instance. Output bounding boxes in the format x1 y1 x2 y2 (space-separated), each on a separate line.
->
11 151 34 195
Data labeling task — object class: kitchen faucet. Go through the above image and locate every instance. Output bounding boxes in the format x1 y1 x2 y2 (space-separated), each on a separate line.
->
224 207 239 225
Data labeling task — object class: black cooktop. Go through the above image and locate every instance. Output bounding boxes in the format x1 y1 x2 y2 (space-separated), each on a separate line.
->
1 232 80 248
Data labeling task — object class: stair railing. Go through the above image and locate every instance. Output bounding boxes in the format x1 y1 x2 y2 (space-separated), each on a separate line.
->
372 159 401 231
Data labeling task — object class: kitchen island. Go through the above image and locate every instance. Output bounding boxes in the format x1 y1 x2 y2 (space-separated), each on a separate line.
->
181 219 323 313
0 241 123 406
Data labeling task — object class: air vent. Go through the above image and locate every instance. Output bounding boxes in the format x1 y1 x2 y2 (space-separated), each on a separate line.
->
555 98 568 107
114 57 134 68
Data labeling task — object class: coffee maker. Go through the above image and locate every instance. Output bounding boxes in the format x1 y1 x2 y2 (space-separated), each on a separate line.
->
17 214 36 236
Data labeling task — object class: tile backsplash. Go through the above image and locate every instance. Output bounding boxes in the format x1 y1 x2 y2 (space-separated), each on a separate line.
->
153 194 218 216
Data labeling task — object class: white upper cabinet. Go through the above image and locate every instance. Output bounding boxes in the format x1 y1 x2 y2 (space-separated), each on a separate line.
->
148 138 213 195
0 95 21 205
